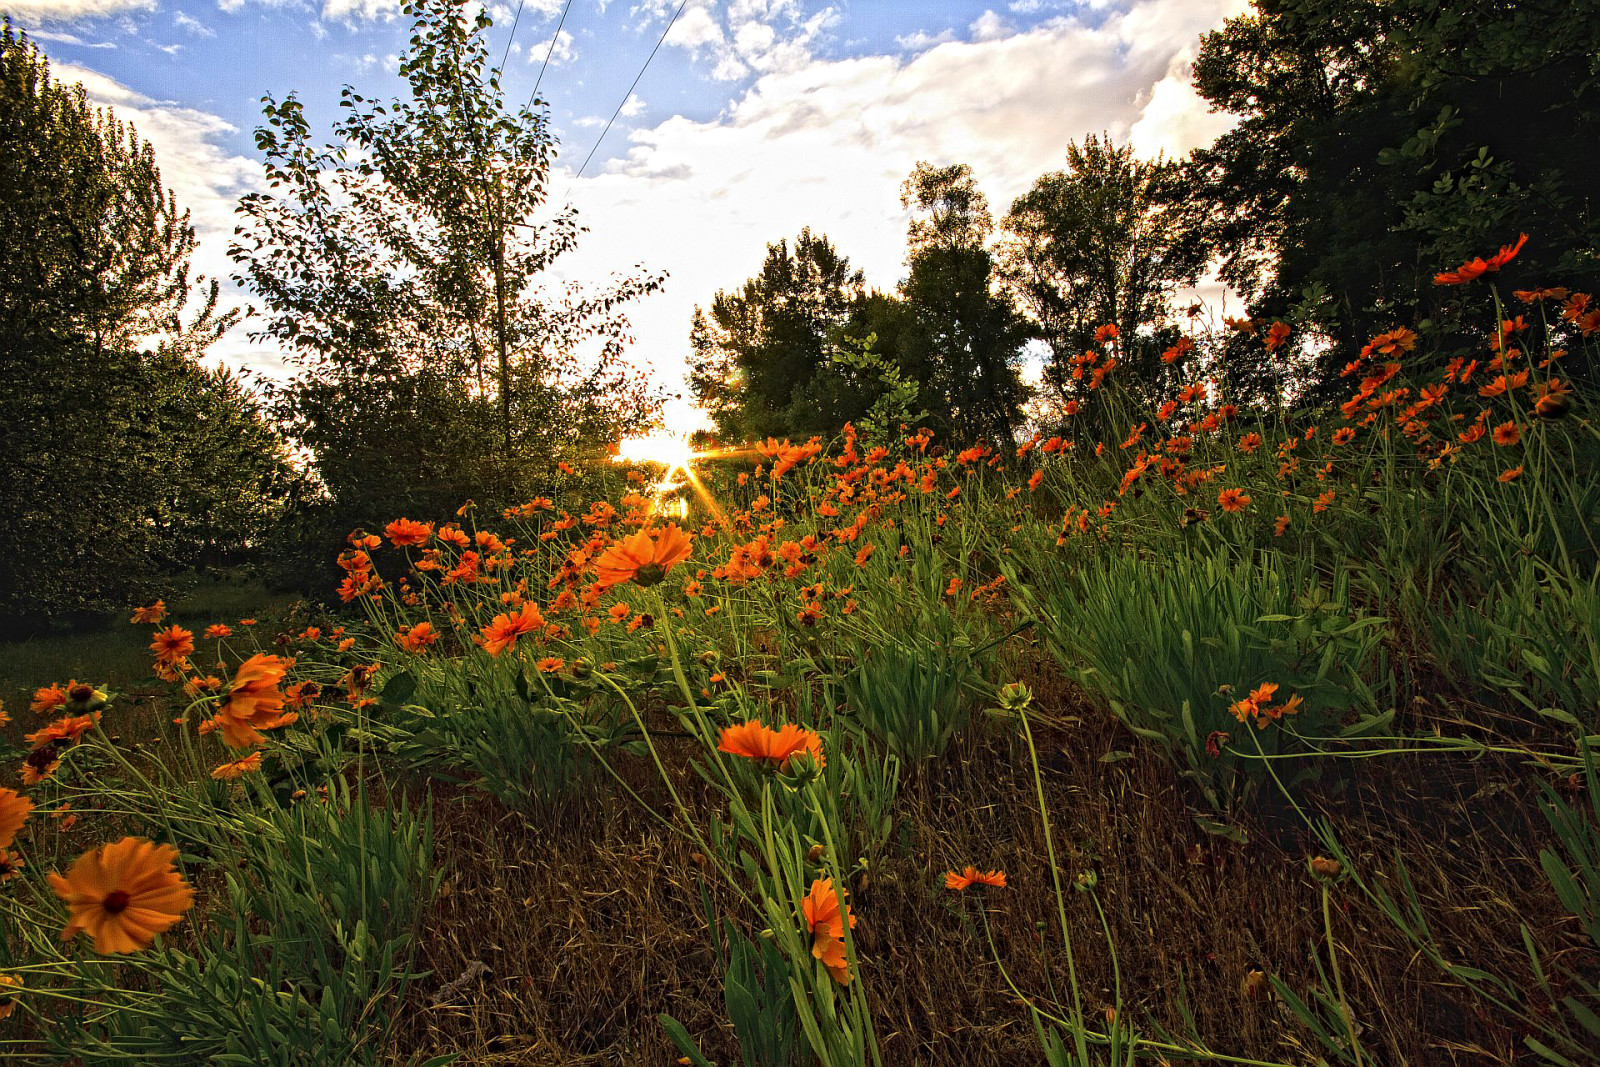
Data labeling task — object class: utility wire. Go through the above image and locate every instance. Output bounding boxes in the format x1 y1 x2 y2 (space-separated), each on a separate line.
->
567 0 688 184
527 0 577 110
496 0 526 77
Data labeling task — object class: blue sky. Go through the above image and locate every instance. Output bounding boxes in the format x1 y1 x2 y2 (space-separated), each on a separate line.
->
7 0 1246 429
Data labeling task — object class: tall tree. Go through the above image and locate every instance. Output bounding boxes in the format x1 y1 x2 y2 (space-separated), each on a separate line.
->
999 135 1204 414
233 0 662 516
1 23 288 626
1184 0 1600 395
897 162 1030 446
687 227 867 440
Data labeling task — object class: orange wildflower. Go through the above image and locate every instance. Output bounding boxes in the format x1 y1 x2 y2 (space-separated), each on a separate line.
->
30 683 68 716
49 838 195 954
944 866 1007 891
149 625 194 666
214 653 290 749
479 602 545 656
1492 421 1522 447
385 518 433 547
801 877 857 985
717 720 825 771
396 621 438 654
593 524 694 590
1217 488 1251 513
210 752 262 779
25 714 98 750
204 624 232 639
1499 466 1524 483
129 601 167 624
0 789 32 850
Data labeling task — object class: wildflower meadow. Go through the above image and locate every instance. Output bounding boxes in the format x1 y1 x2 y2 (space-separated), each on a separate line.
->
4 247 1600 1063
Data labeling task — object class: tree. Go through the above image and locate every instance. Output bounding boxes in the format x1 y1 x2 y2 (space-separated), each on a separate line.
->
999 135 1205 414
232 0 662 527
1184 0 1600 396
0 24 289 626
897 162 1030 446
687 228 868 440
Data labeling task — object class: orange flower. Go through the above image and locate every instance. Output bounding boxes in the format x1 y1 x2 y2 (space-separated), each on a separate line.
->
385 518 433 547
0 789 32 850
30 682 69 715
1435 233 1528 285
801 877 857 985
0 974 20 1020
204 624 232 639
1274 514 1290 537
479 602 545 656
211 752 262 779
21 751 60 786
396 621 438 654
1217 488 1251 513
149 625 195 666
607 602 631 623
854 543 876 567
944 866 1007 891
48 838 195 954
593 524 694 590
717 720 825 771
1499 466 1524 483
129 600 167 624
1264 321 1291 351
25 713 99 750
536 656 565 673
214 653 290 749
1491 421 1522 447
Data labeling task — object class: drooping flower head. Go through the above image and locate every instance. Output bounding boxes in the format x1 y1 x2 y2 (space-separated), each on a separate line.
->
944 866 1007 891
479 602 545 656
717 720 825 771
213 653 290 749
0 789 32 850
49 837 195 954
385 518 434 547
211 752 263 779
593 524 694 589
801 877 856 985
129 600 167 624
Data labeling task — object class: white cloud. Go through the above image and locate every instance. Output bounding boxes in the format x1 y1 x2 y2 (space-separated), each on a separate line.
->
542 0 1245 431
174 11 216 35
967 10 1011 42
619 91 645 117
657 0 837 82
49 62 280 375
3 0 153 21
527 26 576 66
895 28 955 52
21 27 117 46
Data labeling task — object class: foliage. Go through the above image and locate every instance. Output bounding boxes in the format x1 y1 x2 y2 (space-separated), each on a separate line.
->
999 135 1206 420
0 24 291 624
1184 0 1600 394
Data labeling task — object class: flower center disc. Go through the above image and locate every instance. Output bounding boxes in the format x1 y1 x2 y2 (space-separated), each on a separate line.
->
102 890 132 914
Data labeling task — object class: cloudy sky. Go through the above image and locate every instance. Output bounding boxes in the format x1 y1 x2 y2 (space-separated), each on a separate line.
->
8 0 1247 431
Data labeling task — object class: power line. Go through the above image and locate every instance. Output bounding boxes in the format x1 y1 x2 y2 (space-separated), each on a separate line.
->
527 0 576 111
496 0 526 77
568 0 688 183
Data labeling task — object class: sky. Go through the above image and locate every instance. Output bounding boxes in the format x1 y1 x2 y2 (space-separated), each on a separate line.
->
6 0 1248 432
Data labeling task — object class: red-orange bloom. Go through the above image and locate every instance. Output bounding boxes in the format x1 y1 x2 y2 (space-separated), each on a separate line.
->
801 877 857 985
592 524 694 590
149 625 194 666
211 752 262 779
0 789 32 850
49 838 195 954
129 601 167 624
30 682 69 715
25 713 99 750
396 621 439 654
479 602 545 656
385 518 433 547
214 653 291 749
1492 421 1522 447
717 720 825 771
1217 488 1251 513
944 866 1007 891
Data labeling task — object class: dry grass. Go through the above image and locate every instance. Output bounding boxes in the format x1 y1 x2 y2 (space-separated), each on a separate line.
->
387 661 1576 1065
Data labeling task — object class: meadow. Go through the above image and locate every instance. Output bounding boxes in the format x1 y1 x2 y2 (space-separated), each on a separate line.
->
2 257 1599 1065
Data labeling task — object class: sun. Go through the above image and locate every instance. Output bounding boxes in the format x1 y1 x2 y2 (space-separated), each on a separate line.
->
614 432 697 473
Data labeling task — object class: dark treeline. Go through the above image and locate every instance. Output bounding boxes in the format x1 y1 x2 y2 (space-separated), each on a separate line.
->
691 0 1599 446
